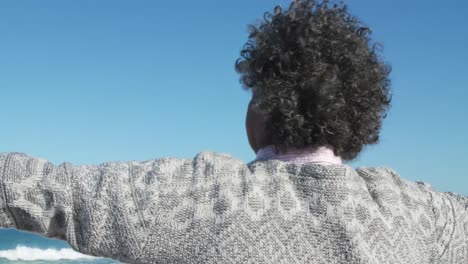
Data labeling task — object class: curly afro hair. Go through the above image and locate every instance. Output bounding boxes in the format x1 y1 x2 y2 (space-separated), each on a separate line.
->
235 0 392 161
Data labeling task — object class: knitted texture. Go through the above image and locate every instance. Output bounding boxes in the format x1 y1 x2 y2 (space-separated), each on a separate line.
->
0 152 467 264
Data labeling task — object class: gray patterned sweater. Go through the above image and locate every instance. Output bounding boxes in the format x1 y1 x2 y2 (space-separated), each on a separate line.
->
0 151 467 264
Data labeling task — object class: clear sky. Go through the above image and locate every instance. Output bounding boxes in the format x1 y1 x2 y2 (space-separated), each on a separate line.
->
1 0 467 201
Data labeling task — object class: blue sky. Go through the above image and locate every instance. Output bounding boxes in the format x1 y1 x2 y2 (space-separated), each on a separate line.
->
0 0 466 195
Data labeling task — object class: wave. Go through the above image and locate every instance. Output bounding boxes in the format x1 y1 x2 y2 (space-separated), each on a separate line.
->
0 245 100 261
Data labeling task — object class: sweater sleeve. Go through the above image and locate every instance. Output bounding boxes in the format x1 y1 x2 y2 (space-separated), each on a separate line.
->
427 186 468 263
0 151 197 264
0 152 72 232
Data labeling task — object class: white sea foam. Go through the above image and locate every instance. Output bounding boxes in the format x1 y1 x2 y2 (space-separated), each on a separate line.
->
0 245 100 261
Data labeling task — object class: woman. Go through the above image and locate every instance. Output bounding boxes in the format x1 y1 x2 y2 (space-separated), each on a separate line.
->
1 1 466 263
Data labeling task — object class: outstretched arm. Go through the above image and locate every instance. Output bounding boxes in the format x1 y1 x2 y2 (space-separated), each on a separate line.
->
428 186 468 263
0 151 197 264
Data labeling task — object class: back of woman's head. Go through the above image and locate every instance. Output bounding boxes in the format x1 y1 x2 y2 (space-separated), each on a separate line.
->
235 0 392 161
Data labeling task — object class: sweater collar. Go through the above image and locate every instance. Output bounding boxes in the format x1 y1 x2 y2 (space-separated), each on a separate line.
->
254 144 343 165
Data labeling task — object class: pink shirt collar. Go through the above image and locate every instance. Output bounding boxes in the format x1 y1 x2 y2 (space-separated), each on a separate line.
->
254 144 343 165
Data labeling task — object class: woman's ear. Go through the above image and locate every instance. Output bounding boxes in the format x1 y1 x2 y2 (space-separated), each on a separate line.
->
246 100 259 153
246 99 268 154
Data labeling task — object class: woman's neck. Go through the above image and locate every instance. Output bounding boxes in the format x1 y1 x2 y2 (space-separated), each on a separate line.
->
255 144 343 165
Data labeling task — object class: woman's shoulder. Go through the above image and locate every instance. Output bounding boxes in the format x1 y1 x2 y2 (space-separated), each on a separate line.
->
352 166 437 199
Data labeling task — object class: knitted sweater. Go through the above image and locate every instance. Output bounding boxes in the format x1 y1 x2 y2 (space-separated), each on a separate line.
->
0 151 467 264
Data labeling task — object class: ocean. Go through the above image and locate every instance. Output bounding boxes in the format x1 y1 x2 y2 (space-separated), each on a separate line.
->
0 229 121 264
